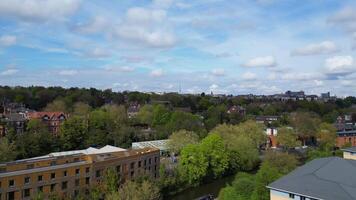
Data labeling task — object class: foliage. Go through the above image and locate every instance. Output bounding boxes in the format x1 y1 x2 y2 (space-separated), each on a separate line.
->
290 112 321 144
167 130 199 154
60 116 87 150
317 123 337 151
0 137 17 162
218 173 255 200
276 127 301 149
106 180 160 200
263 151 298 174
104 167 120 194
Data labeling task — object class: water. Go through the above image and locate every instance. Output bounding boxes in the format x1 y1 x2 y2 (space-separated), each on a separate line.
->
166 175 235 200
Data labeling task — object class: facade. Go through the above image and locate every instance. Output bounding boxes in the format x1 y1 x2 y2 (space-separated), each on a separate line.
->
226 105 246 116
267 156 356 200
256 116 280 124
335 114 356 147
26 112 67 136
341 146 356 160
0 113 27 135
127 103 141 119
265 128 278 148
0 145 160 200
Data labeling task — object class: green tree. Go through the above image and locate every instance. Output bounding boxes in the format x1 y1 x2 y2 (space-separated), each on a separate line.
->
290 112 320 145
44 99 67 112
167 130 199 154
104 167 119 194
0 137 17 162
60 116 87 150
106 180 160 200
200 134 229 178
263 151 298 174
137 105 154 125
178 144 208 185
152 104 171 126
276 127 301 150
219 173 255 200
317 123 337 151
73 102 92 116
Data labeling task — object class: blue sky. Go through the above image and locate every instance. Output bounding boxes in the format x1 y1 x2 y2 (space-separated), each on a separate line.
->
1 0 356 96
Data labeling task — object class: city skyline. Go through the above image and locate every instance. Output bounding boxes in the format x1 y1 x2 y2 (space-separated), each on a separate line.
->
1 0 356 96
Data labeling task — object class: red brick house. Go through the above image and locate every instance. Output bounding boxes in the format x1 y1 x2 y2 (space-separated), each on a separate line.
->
26 112 67 136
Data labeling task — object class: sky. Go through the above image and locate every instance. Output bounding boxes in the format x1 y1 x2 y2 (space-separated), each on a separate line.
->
1 0 356 96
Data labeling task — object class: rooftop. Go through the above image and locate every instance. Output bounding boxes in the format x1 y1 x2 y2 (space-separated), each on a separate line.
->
342 147 356 153
132 139 169 151
267 157 356 200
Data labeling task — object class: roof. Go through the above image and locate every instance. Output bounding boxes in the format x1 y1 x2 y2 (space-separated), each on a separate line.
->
342 147 356 153
132 139 169 151
3 113 26 122
267 157 356 200
26 112 66 120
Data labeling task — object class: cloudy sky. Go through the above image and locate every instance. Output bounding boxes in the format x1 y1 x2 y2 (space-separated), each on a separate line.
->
1 0 356 96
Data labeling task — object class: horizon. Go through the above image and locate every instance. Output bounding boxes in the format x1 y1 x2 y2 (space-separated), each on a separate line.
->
1 0 356 96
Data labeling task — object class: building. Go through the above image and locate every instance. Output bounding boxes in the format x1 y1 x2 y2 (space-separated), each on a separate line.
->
0 145 160 200
226 105 246 116
0 113 27 135
267 156 356 200
256 116 280 125
1 103 33 115
127 103 141 119
26 112 67 136
265 128 278 148
132 139 169 155
341 146 356 160
335 114 356 147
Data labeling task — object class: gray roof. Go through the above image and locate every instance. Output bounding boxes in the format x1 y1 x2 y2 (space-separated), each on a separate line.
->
342 147 356 153
267 157 356 200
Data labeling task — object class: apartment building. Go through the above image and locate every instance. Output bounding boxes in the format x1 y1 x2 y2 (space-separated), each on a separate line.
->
0 145 160 200
26 112 67 136
267 151 356 200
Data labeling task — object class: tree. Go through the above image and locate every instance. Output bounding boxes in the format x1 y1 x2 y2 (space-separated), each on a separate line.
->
290 112 320 145
60 116 87 150
237 120 266 147
137 105 154 125
0 137 17 162
178 144 208 185
44 99 67 112
317 123 337 151
229 135 260 171
263 151 298 174
73 102 91 116
218 173 255 200
200 134 229 178
166 111 205 136
152 104 171 127
106 180 160 200
103 167 119 194
167 130 199 154
276 127 301 150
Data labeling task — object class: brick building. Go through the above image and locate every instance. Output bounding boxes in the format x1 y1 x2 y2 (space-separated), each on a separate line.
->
0 145 160 200
26 112 67 136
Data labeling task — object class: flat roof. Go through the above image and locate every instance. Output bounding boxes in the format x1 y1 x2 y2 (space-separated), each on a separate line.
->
341 147 356 153
132 139 169 151
267 157 356 200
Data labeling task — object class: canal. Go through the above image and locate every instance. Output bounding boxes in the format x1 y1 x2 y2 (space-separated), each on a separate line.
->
166 175 235 200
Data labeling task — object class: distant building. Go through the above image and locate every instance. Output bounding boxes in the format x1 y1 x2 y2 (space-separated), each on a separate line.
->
26 112 67 136
132 139 170 155
226 105 246 116
265 128 278 148
0 145 160 200
0 113 27 135
335 114 356 147
1 102 34 115
342 146 356 160
267 156 356 200
127 103 141 119
256 116 280 124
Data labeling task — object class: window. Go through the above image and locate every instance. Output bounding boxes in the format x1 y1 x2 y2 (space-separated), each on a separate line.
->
74 190 79 197
131 171 134 177
62 181 68 190
38 175 43 182
289 193 295 198
9 180 14 187
144 160 147 166
155 157 158 163
86 167 90 173
27 164 34 169
300 197 306 200
74 158 80 162
24 177 30 184
116 165 121 173
50 184 56 192
138 161 141 168
85 177 90 185
75 168 80 175
51 173 56 179
38 186 43 192
130 162 135 169
96 170 101 178
63 170 67 177
149 158 152 164
50 161 56 166
24 188 30 198
75 179 80 186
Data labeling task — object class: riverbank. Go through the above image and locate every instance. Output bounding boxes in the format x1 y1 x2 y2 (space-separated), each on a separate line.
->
165 175 235 200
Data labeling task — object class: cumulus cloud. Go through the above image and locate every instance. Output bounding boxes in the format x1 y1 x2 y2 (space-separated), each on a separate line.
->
150 69 164 77
1 69 18 76
0 35 17 46
211 68 225 76
325 55 354 76
114 7 176 48
0 0 81 22
102 65 135 72
243 56 277 67
59 70 78 76
291 41 339 56
85 48 111 58
328 7 356 32
74 16 109 34
242 72 257 80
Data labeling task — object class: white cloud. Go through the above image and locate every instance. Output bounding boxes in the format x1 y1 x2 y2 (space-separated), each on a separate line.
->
150 69 164 77
314 80 323 86
291 41 339 56
85 48 111 58
325 55 354 74
242 72 257 80
328 7 356 32
0 35 17 46
102 65 135 72
281 72 323 81
243 56 277 67
211 68 225 76
0 0 81 22
114 7 176 48
59 70 78 76
74 16 109 34
1 69 18 75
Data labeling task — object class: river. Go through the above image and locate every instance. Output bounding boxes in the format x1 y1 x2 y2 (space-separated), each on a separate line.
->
166 175 235 200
